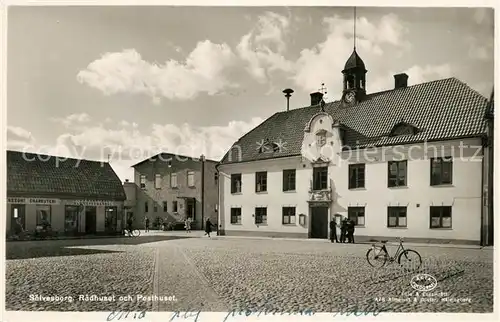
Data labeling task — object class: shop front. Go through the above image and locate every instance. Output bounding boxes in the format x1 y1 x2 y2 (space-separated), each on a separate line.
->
7 197 124 236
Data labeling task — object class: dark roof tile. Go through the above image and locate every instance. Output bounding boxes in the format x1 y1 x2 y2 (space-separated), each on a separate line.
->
221 77 489 164
7 150 126 200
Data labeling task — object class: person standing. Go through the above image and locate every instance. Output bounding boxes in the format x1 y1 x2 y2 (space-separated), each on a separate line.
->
329 218 338 243
144 216 150 233
347 219 356 243
205 218 214 238
340 218 348 243
184 217 192 233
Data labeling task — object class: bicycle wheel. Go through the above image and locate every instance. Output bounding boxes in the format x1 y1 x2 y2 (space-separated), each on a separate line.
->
366 246 388 268
131 229 141 237
398 249 422 271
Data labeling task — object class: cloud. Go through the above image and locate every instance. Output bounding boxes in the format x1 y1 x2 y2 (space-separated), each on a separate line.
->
77 40 238 102
16 116 263 181
465 35 493 61
370 64 452 93
236 11 293 83
50 113 91 128
473 8 494 26
7 126 36 150
292 13 411 97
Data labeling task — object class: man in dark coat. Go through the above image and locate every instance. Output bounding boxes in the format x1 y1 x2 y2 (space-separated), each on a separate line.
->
205 218 214 238
340 218 348 243
347 219 356 243
329 218 338 243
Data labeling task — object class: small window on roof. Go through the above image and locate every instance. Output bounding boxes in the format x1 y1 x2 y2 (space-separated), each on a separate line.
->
390 123 418 137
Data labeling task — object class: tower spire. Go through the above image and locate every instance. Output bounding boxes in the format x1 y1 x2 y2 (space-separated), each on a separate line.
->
353 7 356 50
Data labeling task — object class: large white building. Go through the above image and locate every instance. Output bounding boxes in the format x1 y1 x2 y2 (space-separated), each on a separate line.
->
217 48 494 245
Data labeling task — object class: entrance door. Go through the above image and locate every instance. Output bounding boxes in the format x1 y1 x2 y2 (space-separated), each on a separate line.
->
186 199 196 220
85 206 97 233
10 204 26 233
310 207 328 238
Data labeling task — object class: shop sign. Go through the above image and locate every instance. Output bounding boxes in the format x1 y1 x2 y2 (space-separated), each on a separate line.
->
66 199 117 206
7 197 61 205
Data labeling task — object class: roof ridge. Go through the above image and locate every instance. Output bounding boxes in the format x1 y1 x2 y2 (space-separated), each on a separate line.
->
274 77 464 115
7 150 110 164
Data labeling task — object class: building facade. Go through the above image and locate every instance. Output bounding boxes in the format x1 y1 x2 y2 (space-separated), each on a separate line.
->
132 153 218 230
217 48 494 245
6 151 126 236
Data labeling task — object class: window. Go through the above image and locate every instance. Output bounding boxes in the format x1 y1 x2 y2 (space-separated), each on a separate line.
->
140 175 146 189
170 173 178 188
348 207 365 226
283 169 296 191
173 201 178 212
430 206 452 228
282 207 296 224
231 208 242 224
36 205 51 226
255 207 267 224
105 206 118 232
313 167 328 190
349 164 365 189
65 205 79 233
231 174 242 193
187 171 195 187
154 203 158 212
316 130 327 147
387 207 407 228
155 174 162 189
388 161 407 187
163 201 168 212
144 201 149 213
431 157 453 185
255 172 267 192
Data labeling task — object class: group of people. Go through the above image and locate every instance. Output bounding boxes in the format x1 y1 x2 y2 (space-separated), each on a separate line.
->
127 215 215 237
329 217 356 243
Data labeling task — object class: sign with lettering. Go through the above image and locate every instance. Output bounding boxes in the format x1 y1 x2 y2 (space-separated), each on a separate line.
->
7 197 61 205
66 200 118 206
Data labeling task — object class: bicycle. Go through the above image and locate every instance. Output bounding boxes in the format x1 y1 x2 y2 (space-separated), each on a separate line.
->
366 237 422 271
124 228 141 237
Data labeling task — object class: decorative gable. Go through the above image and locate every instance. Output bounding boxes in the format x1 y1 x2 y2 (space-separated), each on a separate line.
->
389 122 420 136
301 112 342 165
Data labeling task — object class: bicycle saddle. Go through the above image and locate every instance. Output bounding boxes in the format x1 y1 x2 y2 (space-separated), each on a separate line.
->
380 240 388 243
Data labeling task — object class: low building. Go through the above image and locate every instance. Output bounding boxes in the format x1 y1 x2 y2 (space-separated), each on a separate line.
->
6 150 127 236
217 48 494 245
132 153 218 230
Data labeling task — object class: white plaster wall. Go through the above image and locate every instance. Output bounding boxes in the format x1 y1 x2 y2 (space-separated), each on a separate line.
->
220 138 484 242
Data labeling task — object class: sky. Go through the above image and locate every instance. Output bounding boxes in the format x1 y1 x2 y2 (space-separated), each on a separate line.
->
6 6 495 182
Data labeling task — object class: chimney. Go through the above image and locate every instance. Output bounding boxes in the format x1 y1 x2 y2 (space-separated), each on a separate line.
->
282 88 294 111
394 73 409 89
310 92 324 106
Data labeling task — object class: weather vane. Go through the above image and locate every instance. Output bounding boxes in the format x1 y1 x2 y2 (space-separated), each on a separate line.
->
319 83 327 95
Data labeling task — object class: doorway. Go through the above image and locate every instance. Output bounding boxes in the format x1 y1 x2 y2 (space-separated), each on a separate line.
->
11 204 26 233
186 199 196 220
85 206 97 234
310 206 328 238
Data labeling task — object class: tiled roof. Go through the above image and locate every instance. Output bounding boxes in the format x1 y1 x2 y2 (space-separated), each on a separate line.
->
221 77 489 165
7 150 126 200
132 152 219 168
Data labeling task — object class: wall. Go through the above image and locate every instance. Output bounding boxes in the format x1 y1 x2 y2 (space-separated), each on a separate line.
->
203 161 219 229
133 156 218 230
6 197 124 235
219 138 484 243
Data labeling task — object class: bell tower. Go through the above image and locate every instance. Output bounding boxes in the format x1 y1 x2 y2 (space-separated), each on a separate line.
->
341 7 367 106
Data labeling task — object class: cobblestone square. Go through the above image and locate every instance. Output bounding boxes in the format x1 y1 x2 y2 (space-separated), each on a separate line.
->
5 235 494 313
